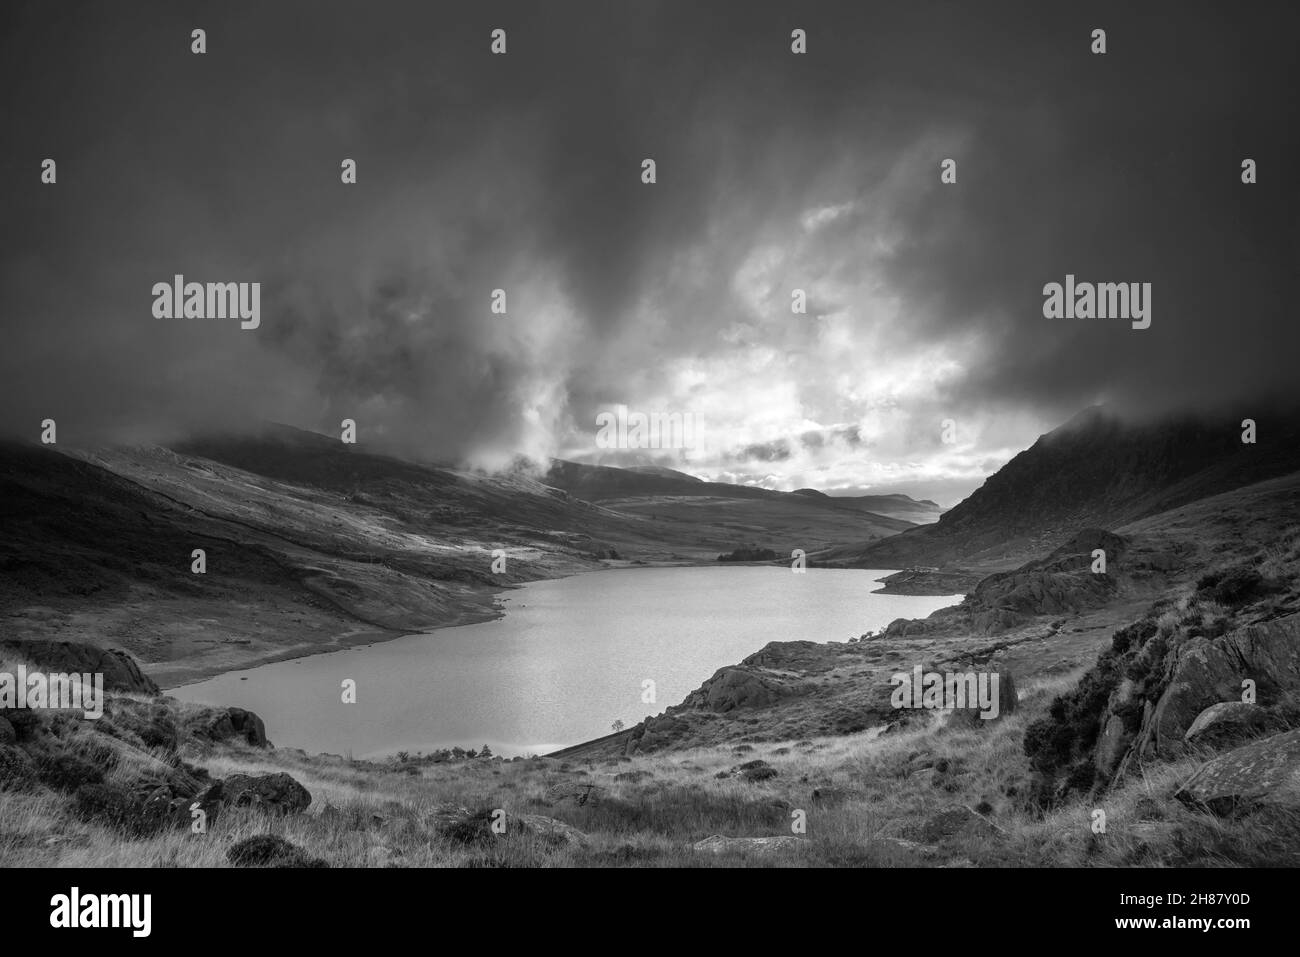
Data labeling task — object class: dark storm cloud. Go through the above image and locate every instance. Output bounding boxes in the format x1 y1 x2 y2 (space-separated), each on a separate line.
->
1 0 1295 460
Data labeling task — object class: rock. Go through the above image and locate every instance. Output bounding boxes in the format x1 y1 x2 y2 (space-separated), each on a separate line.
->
1184 702 1285 749
613 770 650 783
0 744 36 791
227 834 329 868
425 802 473 830
221 772 311 814
693 667 790 713
1174 729 1300 816
0 640 158 694
184 707 269 748
1094 714 1131 777
543 781 606 808
0 716 14 746
1141 613 1300 758
911 804 1002 844
692 834 801 855
509 813 591 848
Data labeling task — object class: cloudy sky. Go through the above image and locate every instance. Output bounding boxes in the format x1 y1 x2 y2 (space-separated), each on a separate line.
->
2 0 1296 505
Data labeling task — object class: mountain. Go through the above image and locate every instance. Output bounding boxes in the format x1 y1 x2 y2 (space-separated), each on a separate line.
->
823 492 944 524
0 429 911 686
545 460 939 524
817 406 1300 574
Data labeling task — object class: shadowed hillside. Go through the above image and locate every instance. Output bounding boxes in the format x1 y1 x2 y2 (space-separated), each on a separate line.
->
0 428 895 686
816 407 1300 575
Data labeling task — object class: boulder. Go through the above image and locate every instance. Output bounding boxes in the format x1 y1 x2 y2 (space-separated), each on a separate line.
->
543 781 606 808
692 834 801 855
0 640 158 694
509 813 591 848
184 707 268 748
1141 614 1300 758
694 668 789 713
1174 729 1300 816
221 772 311 814
1184 702 1285 749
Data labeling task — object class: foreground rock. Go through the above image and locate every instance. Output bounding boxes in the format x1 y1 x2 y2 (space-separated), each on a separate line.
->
0 639 159 694
1174 729 1300 816
692 834 801 855
511 813 591 848
222 772 311 814
543 781 606 808
1184 701 1286 749
1138 613 1300 760
433 806 590 848
184 707 269 748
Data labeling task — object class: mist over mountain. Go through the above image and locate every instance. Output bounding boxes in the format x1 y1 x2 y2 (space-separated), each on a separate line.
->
819 405 1300 571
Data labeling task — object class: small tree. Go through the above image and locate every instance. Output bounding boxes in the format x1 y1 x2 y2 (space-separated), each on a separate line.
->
479 744 493 758
611 719 625 733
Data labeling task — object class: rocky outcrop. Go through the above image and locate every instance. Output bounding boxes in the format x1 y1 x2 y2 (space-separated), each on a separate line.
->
183 706 269 748
687 667 792 713
221 772 311 813
1184 702 1286 749
1174 729 1300 816
0 640 158 694
1128 612 1300 764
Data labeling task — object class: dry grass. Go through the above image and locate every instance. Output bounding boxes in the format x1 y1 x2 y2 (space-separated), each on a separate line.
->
5 669 1291 868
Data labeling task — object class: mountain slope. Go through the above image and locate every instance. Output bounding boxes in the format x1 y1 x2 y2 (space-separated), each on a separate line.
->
545 459 937 525
817 407 1300 574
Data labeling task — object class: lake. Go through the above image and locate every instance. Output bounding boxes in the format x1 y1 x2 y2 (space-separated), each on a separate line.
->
170 566 962 758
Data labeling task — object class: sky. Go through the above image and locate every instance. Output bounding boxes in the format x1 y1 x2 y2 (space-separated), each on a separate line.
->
2 0 1296 507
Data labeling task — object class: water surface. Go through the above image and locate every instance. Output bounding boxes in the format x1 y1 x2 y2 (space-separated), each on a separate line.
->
172 566 961 757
